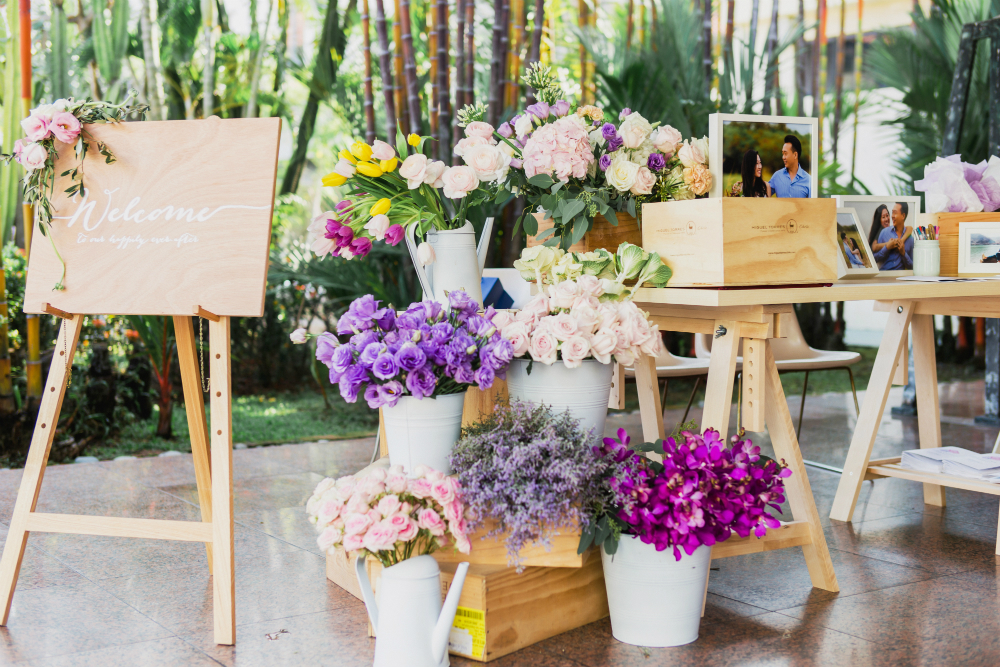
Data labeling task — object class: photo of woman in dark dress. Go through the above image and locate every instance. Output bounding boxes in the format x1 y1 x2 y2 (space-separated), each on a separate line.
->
729 149 772 197
867 204 890 254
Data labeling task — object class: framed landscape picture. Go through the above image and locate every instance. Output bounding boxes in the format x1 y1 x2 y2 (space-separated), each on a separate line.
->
958 221 1000 274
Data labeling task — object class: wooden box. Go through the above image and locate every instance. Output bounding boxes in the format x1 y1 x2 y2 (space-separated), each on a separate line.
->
916 211 1000 277
641 198 838 286
367 556 609 662
527 213 641 252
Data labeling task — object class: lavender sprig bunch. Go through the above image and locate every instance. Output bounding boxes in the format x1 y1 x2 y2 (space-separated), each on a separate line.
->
584 428 792 561
450 401 606 569
315 290 514 408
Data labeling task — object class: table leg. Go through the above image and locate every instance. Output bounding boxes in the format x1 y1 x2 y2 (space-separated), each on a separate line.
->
210 317 235 645
0 316 83 624
763 342 838 592
912 314 945 507
633 352 665 443
702 320 740 439
830 301 915 522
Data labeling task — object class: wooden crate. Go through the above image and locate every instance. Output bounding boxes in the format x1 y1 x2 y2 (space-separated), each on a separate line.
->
916 211 1000 277
527 213 641 252
367 555 609 662
641 198 838 286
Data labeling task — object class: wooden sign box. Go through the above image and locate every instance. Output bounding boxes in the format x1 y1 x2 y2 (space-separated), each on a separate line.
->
641 198 838 286
916 211 1000 277
527 213 642 252
363 557 608 662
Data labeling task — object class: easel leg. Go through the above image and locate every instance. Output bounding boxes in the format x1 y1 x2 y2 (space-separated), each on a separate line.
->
633 352 665 444
912 314 945 507
763 343 839 592
209 317 235 645
173 316 214 572
0 316 84 624
830 301 915 522
702 320 740 439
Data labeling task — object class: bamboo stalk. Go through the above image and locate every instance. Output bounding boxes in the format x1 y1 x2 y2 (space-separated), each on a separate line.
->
488 0 505 126
723 0 734 70
400 0 423 134
374 0 397 140
795 0 806 115
578 0 588 104
626 0 634 48
587 0 596 103
528 0 543 65
748 0 759 105
362 0 377 142
638 1 645 47
19 0 41 404
436 0 450 162
850 0 864 184
393 0 409 135
701 0 712 91
762 0 779 115
650 0 656 48
832 0 847 163
455 0 466 119
429 0 438 135
464 0 474 106
499 0 510 110
509 0 523 109
817 0 828 159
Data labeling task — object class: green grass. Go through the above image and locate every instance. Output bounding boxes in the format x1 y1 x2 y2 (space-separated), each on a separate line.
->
86 391 378 460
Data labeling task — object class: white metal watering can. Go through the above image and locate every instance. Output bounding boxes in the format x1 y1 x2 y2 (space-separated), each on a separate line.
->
405 219 494 306
356 555 471 667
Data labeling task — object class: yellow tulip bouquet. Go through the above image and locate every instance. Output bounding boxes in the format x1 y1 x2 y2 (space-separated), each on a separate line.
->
312 129 506 261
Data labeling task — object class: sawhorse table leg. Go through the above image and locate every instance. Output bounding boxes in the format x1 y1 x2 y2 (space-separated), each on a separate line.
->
210 317 236 645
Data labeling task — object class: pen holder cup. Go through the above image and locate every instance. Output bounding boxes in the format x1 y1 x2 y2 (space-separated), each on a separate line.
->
913 240 941 277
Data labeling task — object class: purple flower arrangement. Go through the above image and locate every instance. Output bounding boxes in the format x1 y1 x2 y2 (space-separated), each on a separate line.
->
316 290 514 409
583 427 792 561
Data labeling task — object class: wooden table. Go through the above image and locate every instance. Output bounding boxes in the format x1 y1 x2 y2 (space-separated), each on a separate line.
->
629 278 1000 590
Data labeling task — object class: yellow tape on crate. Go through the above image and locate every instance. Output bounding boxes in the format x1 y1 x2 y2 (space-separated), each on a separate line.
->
449 607 486 660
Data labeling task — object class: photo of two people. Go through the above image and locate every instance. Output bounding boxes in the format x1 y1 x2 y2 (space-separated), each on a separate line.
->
721 120 813 199
839 196 921 272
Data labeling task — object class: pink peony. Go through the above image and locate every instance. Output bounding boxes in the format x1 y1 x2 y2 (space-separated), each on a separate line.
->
20 114 50 142
417 508 447 536
371 139 396 160
50 111 81 143
441 165 480 199
520 116 595 181
376 494 402 518
465 121 496 139
363 521 399 552
528 329 558 365
18 143 48 171
343 512 373 536
561 334 592 368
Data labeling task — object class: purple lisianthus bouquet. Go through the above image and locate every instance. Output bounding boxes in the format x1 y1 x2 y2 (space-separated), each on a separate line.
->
314 290 514 409
582 427 792 561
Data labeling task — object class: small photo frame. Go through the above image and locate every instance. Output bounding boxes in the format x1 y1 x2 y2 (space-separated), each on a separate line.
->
708 113 819 199
836 208 878 279
836 195 922 276
958 221 1000 274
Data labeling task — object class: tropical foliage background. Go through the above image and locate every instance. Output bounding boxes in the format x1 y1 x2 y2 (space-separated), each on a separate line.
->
0 0 995 463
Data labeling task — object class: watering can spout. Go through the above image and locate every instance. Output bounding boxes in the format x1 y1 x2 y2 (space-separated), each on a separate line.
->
431 562 470 663
354 554 379 632
477 218 495 274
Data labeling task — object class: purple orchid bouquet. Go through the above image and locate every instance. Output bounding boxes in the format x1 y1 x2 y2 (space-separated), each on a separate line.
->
581 427 792 561
313 290 514 408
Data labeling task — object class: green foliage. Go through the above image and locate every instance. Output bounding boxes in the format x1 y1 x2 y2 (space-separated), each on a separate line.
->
48 4 72 100
91 0 131 85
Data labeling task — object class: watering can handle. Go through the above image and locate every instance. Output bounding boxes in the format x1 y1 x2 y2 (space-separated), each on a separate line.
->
477 217 495 274
405 224 433 299
354 554 379 632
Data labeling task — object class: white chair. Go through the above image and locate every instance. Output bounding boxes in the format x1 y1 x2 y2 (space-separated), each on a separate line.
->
695 311 860 438
624 347 712 425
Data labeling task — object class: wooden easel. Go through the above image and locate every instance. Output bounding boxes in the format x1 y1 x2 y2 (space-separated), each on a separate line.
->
0 308 236 644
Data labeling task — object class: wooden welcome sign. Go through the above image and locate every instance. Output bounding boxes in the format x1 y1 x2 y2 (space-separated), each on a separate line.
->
0 117 281 647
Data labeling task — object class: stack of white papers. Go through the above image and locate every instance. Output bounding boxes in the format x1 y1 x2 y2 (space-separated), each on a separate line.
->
942 453 1000 481
899 447 979 473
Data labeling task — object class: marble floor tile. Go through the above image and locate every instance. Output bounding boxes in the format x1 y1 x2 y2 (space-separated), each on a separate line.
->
239 506 324 555
14 637 220 666
161 472 324 519
0 526 87 592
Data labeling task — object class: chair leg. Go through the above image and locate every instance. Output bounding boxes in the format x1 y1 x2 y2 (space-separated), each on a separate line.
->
846 366 860 415
797 370 810 440
682 376 702 424
660 379 669 410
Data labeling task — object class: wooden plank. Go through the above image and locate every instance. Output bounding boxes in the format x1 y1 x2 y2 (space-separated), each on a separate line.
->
633 352 665 446
209 317 235 645
433 526 586 568
326 549 364 600
702 320 740 439
893 329 909 386
25 514 213 542
462 380 507 428
741 338 765 431
173 315 214 571
378 408 388 459
763 344 838 592
912 314 945 507
0 316 84 624
644 316 716 335
608 363 625 410
868 456 902 466
645 304 767 322
868 463 1000 496
710 521 812 559
830 301 915 522
874 296 1000 318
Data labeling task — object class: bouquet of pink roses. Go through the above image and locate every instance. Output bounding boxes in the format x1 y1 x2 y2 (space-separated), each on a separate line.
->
488 276 661 368
307 464 471 567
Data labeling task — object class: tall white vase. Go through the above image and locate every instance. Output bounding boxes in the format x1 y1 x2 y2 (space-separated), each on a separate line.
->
504 358 614 437
406 220 494 306
601 537 711 647
382 393 466 474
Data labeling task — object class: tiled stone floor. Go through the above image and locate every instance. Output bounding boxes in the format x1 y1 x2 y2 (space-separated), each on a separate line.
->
2 380 1000 665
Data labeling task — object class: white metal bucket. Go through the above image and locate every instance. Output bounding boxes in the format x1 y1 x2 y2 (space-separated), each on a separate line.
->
382 393 466 474
504 357 613 438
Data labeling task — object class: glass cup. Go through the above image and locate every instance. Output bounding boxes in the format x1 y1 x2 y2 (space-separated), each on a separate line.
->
913 240 940 277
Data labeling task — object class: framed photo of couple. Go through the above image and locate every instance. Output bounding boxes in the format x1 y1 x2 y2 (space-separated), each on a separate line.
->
835 208 878 278
708 113 819 200
836 195 922 276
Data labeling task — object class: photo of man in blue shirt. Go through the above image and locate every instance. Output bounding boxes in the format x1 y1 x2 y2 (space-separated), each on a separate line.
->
873 202 913 270
768 135 811 198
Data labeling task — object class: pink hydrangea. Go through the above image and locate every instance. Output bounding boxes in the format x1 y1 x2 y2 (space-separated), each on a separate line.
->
520 116 594 181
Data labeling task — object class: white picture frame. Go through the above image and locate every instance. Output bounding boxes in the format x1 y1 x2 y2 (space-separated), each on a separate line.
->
835 208 879 279
708 113 819 199
957 221 1000 274
835 195 922 276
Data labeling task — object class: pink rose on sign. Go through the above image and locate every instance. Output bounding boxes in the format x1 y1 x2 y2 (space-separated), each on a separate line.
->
550 313 579 341
417 508 447 536
430 479 457 505
441 165 481 199
343 512 373 536
464 121 496 140
371 139 396 161
317 526 342 552
20 114 50 142
528 329 558 365
342 533 365 551
376 494 402 518
502 322 531 356
561 334 592 368
18 143 48 171
397 518 419 541
50 112 82 143
363 522 399 552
